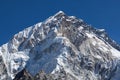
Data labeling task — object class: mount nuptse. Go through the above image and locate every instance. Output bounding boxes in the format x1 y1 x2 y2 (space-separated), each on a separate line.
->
0 11 120 80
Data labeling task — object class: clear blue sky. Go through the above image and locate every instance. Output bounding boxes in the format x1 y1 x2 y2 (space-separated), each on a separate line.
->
0 0 120 46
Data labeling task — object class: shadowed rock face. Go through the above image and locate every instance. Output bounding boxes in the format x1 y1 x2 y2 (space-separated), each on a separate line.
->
0 56 9 80
0 11 120 80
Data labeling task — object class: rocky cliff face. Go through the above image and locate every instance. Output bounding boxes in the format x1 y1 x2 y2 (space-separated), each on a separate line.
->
0 11 120 80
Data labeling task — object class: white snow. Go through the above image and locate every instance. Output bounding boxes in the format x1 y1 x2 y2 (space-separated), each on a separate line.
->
95 55 102 59
1 11 120 80
88 32 120 58
45 16 55 23
55 11 65 16
110 47 120 58
10 51 29 78
98 46 109 52
86 33 95 38
78 26 84 31
66 19 71 21
69 16 76 19
37 22 42 27
98 29 105 32
100 34 105 37
0 44 30 79
55 48 81 80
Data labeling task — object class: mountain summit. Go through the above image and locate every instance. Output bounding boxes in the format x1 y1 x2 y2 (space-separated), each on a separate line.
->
0 11 120 80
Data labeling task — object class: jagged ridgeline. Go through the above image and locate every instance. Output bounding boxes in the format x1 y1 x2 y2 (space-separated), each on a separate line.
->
0 11 120 80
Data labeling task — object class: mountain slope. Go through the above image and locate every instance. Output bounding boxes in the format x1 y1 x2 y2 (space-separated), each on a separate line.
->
0 11 120 80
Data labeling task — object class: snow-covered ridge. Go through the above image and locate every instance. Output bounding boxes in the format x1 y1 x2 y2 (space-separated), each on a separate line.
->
0 44 30 79
0 11 120 80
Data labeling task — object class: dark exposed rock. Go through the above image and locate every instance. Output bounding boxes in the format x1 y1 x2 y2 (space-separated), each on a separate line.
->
0 11 120 80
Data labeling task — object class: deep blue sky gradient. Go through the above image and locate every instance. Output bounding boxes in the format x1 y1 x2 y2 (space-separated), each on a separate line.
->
0 0 120 46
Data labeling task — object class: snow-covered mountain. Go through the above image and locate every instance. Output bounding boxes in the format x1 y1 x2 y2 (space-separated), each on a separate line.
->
0 11 120 80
